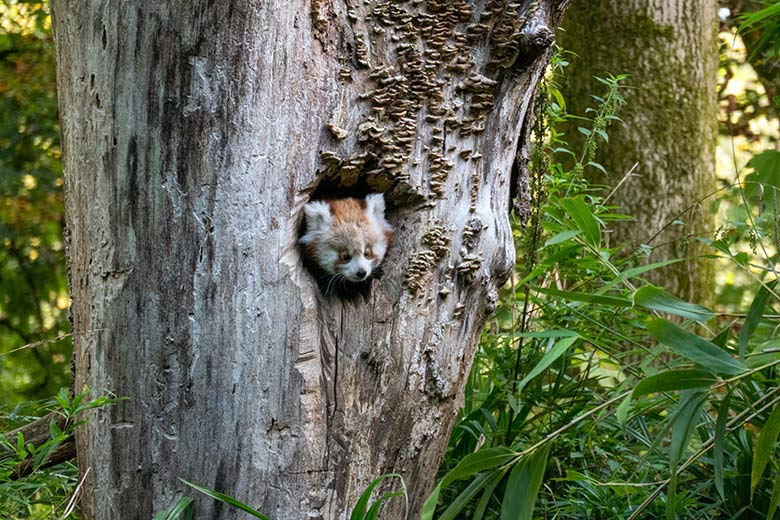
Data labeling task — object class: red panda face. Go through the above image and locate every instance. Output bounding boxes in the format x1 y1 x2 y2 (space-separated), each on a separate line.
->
299 194 393 290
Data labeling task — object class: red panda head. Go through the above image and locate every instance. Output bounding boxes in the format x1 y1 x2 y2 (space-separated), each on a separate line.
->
300 193 393 285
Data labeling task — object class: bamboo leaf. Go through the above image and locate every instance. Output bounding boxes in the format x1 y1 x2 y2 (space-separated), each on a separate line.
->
633 285 715 322
752 402 780 500
350 473 406 520
543 230 582 247
560 196 601 247
179 479 270 520
532 286 632 307
500 445 550 520
438 472 492 520
632 369 716 398
739 280 778 359
421 448 516 520
668 391 707 520
472 469 506 520
714 391 733 501
515 336 578 395
646 318 745 376
769 469 780 520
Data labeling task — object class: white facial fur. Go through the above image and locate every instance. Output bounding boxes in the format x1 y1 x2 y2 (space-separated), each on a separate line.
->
300 194 392 284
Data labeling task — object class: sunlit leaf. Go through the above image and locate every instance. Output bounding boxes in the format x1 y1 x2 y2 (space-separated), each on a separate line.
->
646 318 745 376
633 285 715 322
632 369 716 398
560 196 601 247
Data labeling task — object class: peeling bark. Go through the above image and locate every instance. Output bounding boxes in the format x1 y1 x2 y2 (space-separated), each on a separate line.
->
51 1 568 518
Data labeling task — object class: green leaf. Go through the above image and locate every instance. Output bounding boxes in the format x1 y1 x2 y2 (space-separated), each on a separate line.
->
769 469 780 520
420 448 517 520
350 474 406 520
154 497 195 520
543 230 582 247
500 445 551 520
598 258 686 294
714 391 733 501
739 280 778 359
616 393 632 427
49 418 63 440
179 479 270 520
438 472 492 520
739 4 780 33
586 160 606 174
752 402 780 500
364 491 405 520
472 469 506 520
745 150 780 198
420 482 442 520
560 196 601 247
668 391 707 520
532 286 632 307
646 318 745 376
515 336 578 395
633 285 715 322
632 369 716 398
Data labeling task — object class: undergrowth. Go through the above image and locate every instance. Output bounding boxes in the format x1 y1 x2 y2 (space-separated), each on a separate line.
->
426 49 780 520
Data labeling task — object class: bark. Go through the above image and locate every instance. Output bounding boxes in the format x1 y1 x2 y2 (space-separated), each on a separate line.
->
50 1 567 518
559 0 718 302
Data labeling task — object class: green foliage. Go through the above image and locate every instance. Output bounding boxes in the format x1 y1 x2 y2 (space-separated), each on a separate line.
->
428 47 780 519
0 387 116 519
152 473 407 520
0 0 71 408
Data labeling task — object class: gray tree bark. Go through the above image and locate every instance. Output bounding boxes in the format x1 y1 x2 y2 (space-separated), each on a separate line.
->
51 1 568 518
560 0 718 302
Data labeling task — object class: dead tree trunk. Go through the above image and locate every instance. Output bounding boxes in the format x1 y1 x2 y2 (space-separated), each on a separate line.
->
51 1 568 518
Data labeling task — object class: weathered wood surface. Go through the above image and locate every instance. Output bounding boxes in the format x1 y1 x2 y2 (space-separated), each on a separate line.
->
51 1 567 518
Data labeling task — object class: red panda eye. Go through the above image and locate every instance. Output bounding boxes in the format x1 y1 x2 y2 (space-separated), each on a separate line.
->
364 247 373 258
340 252 351 262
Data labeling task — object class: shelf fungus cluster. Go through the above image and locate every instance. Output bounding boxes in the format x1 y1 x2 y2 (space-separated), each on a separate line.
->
311 0 554 294
404 220 451 294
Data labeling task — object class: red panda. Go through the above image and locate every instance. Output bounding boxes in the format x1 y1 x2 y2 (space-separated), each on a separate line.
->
299 193 393 298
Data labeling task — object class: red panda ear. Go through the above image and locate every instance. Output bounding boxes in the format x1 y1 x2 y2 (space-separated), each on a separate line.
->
301 201 332 240
364 193 386 220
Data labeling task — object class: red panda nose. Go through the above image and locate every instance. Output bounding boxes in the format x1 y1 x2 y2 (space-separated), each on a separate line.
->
355 268 368 280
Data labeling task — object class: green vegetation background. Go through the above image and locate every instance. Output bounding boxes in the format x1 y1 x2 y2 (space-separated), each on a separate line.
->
2 1 780 519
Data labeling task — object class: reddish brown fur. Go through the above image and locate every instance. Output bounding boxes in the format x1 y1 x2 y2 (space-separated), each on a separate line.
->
328 198 370 226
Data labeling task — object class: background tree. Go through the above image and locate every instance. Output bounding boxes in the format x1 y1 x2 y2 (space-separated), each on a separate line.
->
559 0 719 302
50 1 568 518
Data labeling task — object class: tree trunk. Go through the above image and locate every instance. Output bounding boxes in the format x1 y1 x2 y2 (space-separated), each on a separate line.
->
559 0 717 302
51 1 567 518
